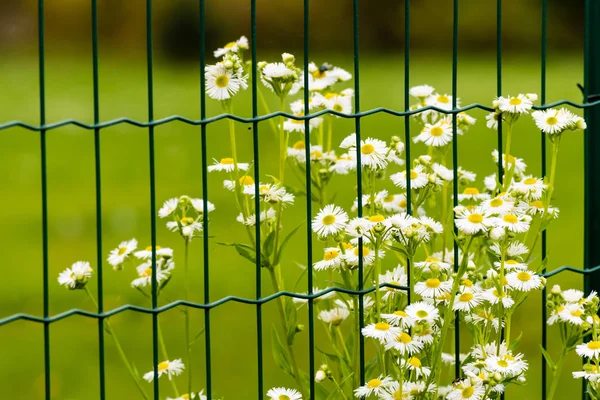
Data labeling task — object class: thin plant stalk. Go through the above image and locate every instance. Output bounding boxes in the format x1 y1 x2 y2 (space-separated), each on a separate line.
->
183 240 192 396
157 318 180 397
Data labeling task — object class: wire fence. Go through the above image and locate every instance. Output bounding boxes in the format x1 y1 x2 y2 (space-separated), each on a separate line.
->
1 0 600 399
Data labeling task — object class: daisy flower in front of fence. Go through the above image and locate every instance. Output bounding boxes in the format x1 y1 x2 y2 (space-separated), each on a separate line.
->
354 375 394 398
414 120 453 147
143 359 185 382
207 157 250 173
58 261 93 290
312 204 348 238
107 238 137 270
131 260 173 288
266 387 302 400
205 62 245 101
409 84 435 100
259 53 301 99
213 35 248 57
167 392 207 400
496 93 535 115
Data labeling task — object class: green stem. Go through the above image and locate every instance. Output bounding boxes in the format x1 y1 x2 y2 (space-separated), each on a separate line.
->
258 88 279 135
327 117 333 153
335 326 351 361
374 240 382 320
268 267 307 398
545 138 561 213
183 241 192 396
331 376 350 400
498 244 506 353
547 347 569 400
503 123 514 191
84 287 149 400
158 320 180 397
272 100 288 260
341 270 360 391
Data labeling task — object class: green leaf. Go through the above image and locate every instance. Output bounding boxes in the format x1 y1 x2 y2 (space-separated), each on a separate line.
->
364 356 379 379
509 332 523 352
389 245 409 257
263 231 276 259
217 242 257 265
539 345 556 370
271 325 293 376
292 264 309 293
285 297 299 345
189 327 206 347
273 223 304 266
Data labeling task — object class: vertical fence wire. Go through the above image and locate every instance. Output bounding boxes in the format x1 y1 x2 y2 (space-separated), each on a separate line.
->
37 0 51 398
145 0 161 396
198 0 212 398
250 0 264 398
302 0 316 397
451 0 461 376
352 0 365 387
496 0 503 183
404 0 413 307
91 0 106 397
540 0 548 398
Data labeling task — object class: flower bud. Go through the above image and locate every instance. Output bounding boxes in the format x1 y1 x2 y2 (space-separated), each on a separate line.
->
295 324 305 333
282 52 295 63
526 93 538 102
490 227 505 241
257 61 267 70
551 284 562 294
223 60 234 69
315 370 327 383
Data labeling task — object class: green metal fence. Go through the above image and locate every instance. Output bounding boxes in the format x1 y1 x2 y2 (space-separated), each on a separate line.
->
1 0 600 399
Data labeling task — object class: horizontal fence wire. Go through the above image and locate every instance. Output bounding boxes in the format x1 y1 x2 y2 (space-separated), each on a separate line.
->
2 100 600 133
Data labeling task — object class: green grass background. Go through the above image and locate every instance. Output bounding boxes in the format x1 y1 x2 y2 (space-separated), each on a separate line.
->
0 51 589 399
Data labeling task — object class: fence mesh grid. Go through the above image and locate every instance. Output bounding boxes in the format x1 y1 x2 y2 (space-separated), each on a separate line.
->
2 0 600 399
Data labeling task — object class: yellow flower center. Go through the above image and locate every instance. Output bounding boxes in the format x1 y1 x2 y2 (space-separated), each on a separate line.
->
416 310 429 318
425 257 440 263
408 357 421 368
324 250 339 261
437 95 450 103
462 279 473 287
145 246 161 251
398 332 412 343
509 97 522 105
215 74 229 88
311 151 323 159
530 200 544 208
361 144 375 154
224 41 236 49
118 247 128 255
259 185 270 193
430 126 444 136
588 341 600 350
158 361 169 371
394 310 408 317
459 292 474 302
239 176 254 185
342 242 353 250
546 116 559 125
503 214 518 224
312 70 326 79
293 141 305 150
278 396 290 400
497 359 509 368
322 214 336 225
409 170 418 180
369 215 385 223
426 278 441 288
571 309 584 317
505 260 518 265
142 268 152 278
490 198 504 207
383 195 395 202
517 271 531 282
367 378 382 388
375 322 390 331
324 92 337 100
333 103 344 112
386 281 400 291
398 199 408 208
353 247 371 256
523 177 537 185
180 217 194 225
462 386 475 397
220 157 234 164
467 213 484 223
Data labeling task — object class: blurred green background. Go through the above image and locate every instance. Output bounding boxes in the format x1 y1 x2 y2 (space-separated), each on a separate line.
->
0 0 591 399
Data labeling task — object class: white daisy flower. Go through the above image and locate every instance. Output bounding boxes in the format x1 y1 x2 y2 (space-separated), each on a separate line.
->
251 184 294 205
512 176 546 200
134 246 173 260
496 94 533 114
314 247 344 271
454 206 494 235
207 157 249 173
573 364 600 382
453 289 483 312
381 310 413 328
414 257 452 273
143 359 185 382
266 387 302 400
58 261 93 290
191 198 215 214
458 187 490 202
559 304 586 325
205 64 243 101
532 109 569 135
493 258 528 271
166 217 203 239
482 288 515 308
283 113 323 133
447 379 485 400
223 175 255 192
432 163 454 181
343 246 383 267
131 261 172 288
481 196 514 214
413 120 453 147
158 198 179 218
495 212 532 233
576 341 600 359
563 289 585 303
410 84 435 99
354 376 394 398
167 392 206 400
324 94 352 116
292 287 335 305
236 208 277 226
492 150 528 176
426 93 458 111
213 36 248 57
379 266 408 300
390 165 429 189
485 353 528 376
335 296 375 311
384 331 424 356
302 63 340 91
318 307 350 326
290 93 325 114
486 111 501 130
405 301 439 324
415 278 452 299
506 270 542 292
361 322 402 343
400 357 431 378
312 205 348 237
107 238 138 270
349 137 389 170
329 153 356 174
